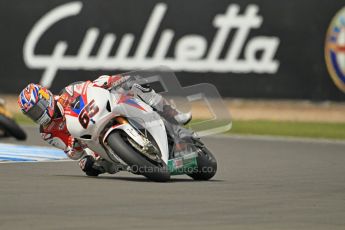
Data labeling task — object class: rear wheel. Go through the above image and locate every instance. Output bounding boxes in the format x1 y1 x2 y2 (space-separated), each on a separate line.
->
0 115 27 140
188 143 217 181
106 131 170 182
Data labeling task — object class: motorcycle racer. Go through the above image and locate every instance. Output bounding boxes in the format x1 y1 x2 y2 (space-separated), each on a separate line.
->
18 75 192 176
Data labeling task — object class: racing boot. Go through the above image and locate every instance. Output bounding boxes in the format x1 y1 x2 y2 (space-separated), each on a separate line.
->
93 158 124 174
161 104 192 126
79 155 122 176
131 83 192 125
79 155 103 176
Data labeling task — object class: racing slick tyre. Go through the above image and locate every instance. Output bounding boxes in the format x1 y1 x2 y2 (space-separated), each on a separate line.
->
188 145 217 181
0 114 27 140
107 131 171 182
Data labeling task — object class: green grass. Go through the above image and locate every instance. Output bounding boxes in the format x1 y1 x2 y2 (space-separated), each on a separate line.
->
189 119 345 140
229 120 345 140
12 112 345 140
13 113 35 125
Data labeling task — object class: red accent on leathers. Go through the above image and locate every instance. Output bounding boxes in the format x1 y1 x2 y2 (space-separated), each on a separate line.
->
40 75 128 160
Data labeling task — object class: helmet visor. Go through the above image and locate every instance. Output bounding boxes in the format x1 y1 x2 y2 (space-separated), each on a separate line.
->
24 99 49 122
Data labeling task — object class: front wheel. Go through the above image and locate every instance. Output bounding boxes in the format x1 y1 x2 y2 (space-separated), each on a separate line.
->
188 145 217 181
106 131 170 182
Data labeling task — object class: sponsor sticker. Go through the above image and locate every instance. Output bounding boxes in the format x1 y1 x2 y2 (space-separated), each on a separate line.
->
325 6 345 92
174 158 183 169
23 2 280 88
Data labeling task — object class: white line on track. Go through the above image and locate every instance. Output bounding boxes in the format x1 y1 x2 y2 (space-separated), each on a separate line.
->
0 143 68 163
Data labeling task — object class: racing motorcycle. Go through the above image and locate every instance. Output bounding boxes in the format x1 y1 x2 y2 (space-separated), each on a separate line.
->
0 99 27 140
65 71 217 182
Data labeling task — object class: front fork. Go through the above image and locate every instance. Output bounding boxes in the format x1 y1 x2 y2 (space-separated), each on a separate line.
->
101 116 199 175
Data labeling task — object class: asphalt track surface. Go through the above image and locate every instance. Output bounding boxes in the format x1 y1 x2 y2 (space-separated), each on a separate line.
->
1 126 345 230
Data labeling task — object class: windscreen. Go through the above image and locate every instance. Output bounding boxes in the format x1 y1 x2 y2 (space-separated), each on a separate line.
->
115 66 232 137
